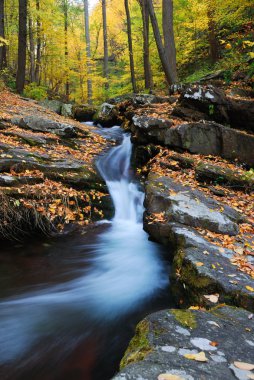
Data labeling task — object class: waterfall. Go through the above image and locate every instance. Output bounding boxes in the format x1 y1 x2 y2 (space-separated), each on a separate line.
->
97 134 144 223
0 127 168 368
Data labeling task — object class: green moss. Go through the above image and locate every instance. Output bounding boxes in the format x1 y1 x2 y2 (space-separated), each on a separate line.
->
171 309 197 329
120 320 152 369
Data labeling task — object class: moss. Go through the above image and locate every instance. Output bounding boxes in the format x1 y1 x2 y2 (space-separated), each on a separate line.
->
171 309 197 329
120 320 152 369
181 262 213 289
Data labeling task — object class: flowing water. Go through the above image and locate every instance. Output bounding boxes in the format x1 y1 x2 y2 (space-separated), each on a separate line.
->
0 126 172 380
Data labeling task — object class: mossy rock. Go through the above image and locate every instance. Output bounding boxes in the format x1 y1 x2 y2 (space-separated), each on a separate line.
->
171 309 197 329
120 320 152 369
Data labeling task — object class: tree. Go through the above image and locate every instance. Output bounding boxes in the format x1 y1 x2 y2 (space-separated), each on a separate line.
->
138 0 153 91
207 0 220 63
16 0 28 93
0 0 7 70
62 0 70 100
84 0 93 103
147 0 177 85
124 0 137 93
162 0 177 83
34 0 41 84
102 0 109 89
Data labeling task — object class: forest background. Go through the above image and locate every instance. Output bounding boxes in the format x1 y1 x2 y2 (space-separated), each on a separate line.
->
0 0 253 104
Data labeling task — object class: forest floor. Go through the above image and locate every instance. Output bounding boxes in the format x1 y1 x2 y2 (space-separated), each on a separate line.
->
0 90 111 240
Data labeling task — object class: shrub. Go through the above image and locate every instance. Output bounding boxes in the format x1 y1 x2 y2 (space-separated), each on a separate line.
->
23 82 48 101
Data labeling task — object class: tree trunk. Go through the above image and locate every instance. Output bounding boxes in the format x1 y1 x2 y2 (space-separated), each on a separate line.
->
28 15 35 82
139 0 153 91
207 2 220 63
35 0 41 84
16 0 28 93
102 0 109 90
84 0 93 104
124 0 137 93
162 0 177 83
147 0 176 85
0 0 7 70
63 0 70 100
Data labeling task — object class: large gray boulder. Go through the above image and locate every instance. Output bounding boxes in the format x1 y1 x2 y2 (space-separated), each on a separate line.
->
93 103 120 127
61 103 73 118
39 99 63 114
13 116 77 138
132 116 173 144
145 173 242 236
114 306 254 380
72 104 98 122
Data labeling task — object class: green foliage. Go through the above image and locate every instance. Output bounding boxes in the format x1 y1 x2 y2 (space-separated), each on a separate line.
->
243 169 254 181
0 69 16 90
23 83 48 101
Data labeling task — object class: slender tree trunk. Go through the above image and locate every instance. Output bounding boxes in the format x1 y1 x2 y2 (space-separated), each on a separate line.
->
139 0 153 91
102 0 109 90
207 2 220 63
162 0 177 83
63 0 69 101
16 0 28 93
124 0 137 93
35 0 41 84
147 0 176 85
28 15 35 82
84 0 93 104
0 0 7 70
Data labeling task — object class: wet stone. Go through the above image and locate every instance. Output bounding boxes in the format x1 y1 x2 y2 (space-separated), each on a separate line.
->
113 306 254 380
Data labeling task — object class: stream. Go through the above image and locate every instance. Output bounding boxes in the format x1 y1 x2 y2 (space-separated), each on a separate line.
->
0 126 173 380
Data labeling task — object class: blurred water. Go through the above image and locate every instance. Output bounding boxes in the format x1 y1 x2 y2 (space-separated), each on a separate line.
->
0 126 170 380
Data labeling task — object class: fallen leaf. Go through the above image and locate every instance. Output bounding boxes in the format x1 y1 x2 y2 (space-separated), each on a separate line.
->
195 262 204 267
233 362 254 371
210 341 218 347
246 286 254 292
158 375 184 380
184 351 208 362
204 294 219 303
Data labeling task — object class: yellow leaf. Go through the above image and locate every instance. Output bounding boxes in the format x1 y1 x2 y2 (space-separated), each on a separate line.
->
158 375 184 380
204 294 219 303
233 362 254 371
184 351 208 362
246 286 254 292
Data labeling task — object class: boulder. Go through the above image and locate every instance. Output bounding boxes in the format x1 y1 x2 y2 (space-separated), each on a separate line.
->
178 84 229 124
195 162 254 191
72 104 98 122
93 102 120 127
140 121 254 167
0 174 18 187
132 116 173 144
12 116 77 138
114 306 254 380
39 99 63 114
61 103 73 118
228 98 254 133
145 173 242 236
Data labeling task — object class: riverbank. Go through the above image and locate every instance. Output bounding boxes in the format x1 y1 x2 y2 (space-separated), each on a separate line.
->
0 90 114 241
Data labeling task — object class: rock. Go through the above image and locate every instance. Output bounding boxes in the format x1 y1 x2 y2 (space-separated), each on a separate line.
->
163 122 254 167
199 70 225 82
145 173 242 236
195 162 254 191
132 116 173 144
108 93 173 106
114 306 254 380
228 87 254 98
39 99 63 114
13 116 77 138
177 84 254 133
61 103 73 118
72 104 98 122
93 103 119 127
0 174 18 187
160 153 194 170
178 85 229 124
228 98 254 133
132 144 160 167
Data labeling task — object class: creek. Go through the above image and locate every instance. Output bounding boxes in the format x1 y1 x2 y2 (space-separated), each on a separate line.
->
0 126 173 380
